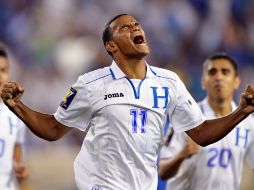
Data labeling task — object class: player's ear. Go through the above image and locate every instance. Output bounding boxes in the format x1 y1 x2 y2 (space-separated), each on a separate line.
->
234 76 241 90
105 41 117 54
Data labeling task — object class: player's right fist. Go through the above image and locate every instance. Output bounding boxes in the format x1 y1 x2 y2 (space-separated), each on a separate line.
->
0 81 24 107
180 139 199 159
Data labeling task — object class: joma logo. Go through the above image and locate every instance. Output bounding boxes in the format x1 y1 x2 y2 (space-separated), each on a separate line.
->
104 93 124 100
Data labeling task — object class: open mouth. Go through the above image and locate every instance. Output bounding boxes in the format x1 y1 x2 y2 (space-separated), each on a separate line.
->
133 35 145 44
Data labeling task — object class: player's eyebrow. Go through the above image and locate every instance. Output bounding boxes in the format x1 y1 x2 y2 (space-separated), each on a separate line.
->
221 68 230 72
121 23 130 28
207 68 217 75
120 21 139 29
208 67 232 75
135 22 140 26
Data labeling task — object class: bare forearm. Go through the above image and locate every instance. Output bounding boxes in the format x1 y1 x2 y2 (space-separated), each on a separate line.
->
187 107 248 146
159 154 186 180
9 101 69 141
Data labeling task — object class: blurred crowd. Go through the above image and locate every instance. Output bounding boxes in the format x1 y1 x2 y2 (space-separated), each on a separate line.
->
1 0 254 189
1 0 254 109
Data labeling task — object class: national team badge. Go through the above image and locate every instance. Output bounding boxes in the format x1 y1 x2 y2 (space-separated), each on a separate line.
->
60 87 77 110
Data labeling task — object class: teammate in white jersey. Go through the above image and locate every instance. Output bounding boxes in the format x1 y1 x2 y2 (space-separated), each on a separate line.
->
0 47 28 190
1 14 254 190
159 53 254 190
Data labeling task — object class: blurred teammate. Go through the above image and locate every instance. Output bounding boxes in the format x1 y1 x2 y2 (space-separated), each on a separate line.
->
1 14 254 190
159 53 254 190
0 47 28 190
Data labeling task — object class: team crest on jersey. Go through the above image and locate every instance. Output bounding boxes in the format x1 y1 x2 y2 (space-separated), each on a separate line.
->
91 185 102 190
60 87 77 110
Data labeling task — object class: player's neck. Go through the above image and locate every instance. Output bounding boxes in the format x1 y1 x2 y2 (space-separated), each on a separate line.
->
115 58 146 79
208 97 232 117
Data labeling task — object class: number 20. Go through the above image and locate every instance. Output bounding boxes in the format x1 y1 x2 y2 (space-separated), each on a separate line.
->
207 148 232 168
130 109 147 133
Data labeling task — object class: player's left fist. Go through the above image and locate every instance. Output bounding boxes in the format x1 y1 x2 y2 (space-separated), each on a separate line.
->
14 161 29 181
240 85 254 114
243 85 254 104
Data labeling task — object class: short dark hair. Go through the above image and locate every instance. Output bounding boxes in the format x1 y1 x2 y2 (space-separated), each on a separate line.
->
203 52 238 76
102 14 128 56
0 47 7 58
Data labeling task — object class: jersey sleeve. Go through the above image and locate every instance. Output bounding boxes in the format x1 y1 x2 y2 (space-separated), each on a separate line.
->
170 77 205 133
54 76 93 131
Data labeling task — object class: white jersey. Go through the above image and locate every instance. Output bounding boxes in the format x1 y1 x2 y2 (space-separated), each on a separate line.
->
160 98 254 190
0 102 26 190
54 61 204 190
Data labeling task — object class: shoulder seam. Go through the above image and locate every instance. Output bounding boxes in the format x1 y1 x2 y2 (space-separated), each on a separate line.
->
85 73 111 84
150 66 177 82
156 75 176 82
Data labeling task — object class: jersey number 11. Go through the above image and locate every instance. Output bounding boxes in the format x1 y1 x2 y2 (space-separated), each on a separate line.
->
130 109 147 133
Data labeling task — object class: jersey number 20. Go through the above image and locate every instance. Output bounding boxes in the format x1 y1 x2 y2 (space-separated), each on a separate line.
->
207 148 232 168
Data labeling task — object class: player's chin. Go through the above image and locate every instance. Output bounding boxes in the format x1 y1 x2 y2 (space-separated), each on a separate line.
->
136 47 150 57
143 47 150 55
134 51 149 59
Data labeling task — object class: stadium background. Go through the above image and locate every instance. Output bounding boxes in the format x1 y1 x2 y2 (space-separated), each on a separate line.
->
0 0 254 189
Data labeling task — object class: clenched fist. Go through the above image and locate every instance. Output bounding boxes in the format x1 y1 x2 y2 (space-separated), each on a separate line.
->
0 81 24 107
180 139 199 159
14 161 29 182
240 85 254 114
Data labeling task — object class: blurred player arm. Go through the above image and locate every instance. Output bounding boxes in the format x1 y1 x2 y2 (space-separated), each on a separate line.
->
158 140 199 180
186 85 254 146
1 81 72 141
13 144 28 189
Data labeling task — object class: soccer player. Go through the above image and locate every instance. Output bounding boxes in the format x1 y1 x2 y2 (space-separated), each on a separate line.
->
0 47 28 190
1 14 254 190
158 53 254 190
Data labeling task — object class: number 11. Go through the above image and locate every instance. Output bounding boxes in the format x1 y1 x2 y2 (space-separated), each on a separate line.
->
130 108 147 133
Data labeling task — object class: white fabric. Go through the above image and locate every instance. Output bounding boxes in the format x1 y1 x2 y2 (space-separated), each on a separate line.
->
160 98 254 190
54 61 204 190
0 102 26 190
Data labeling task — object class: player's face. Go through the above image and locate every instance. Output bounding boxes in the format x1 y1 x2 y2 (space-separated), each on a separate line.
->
0 56 9 92
108 15 150 58
202 59 240 101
